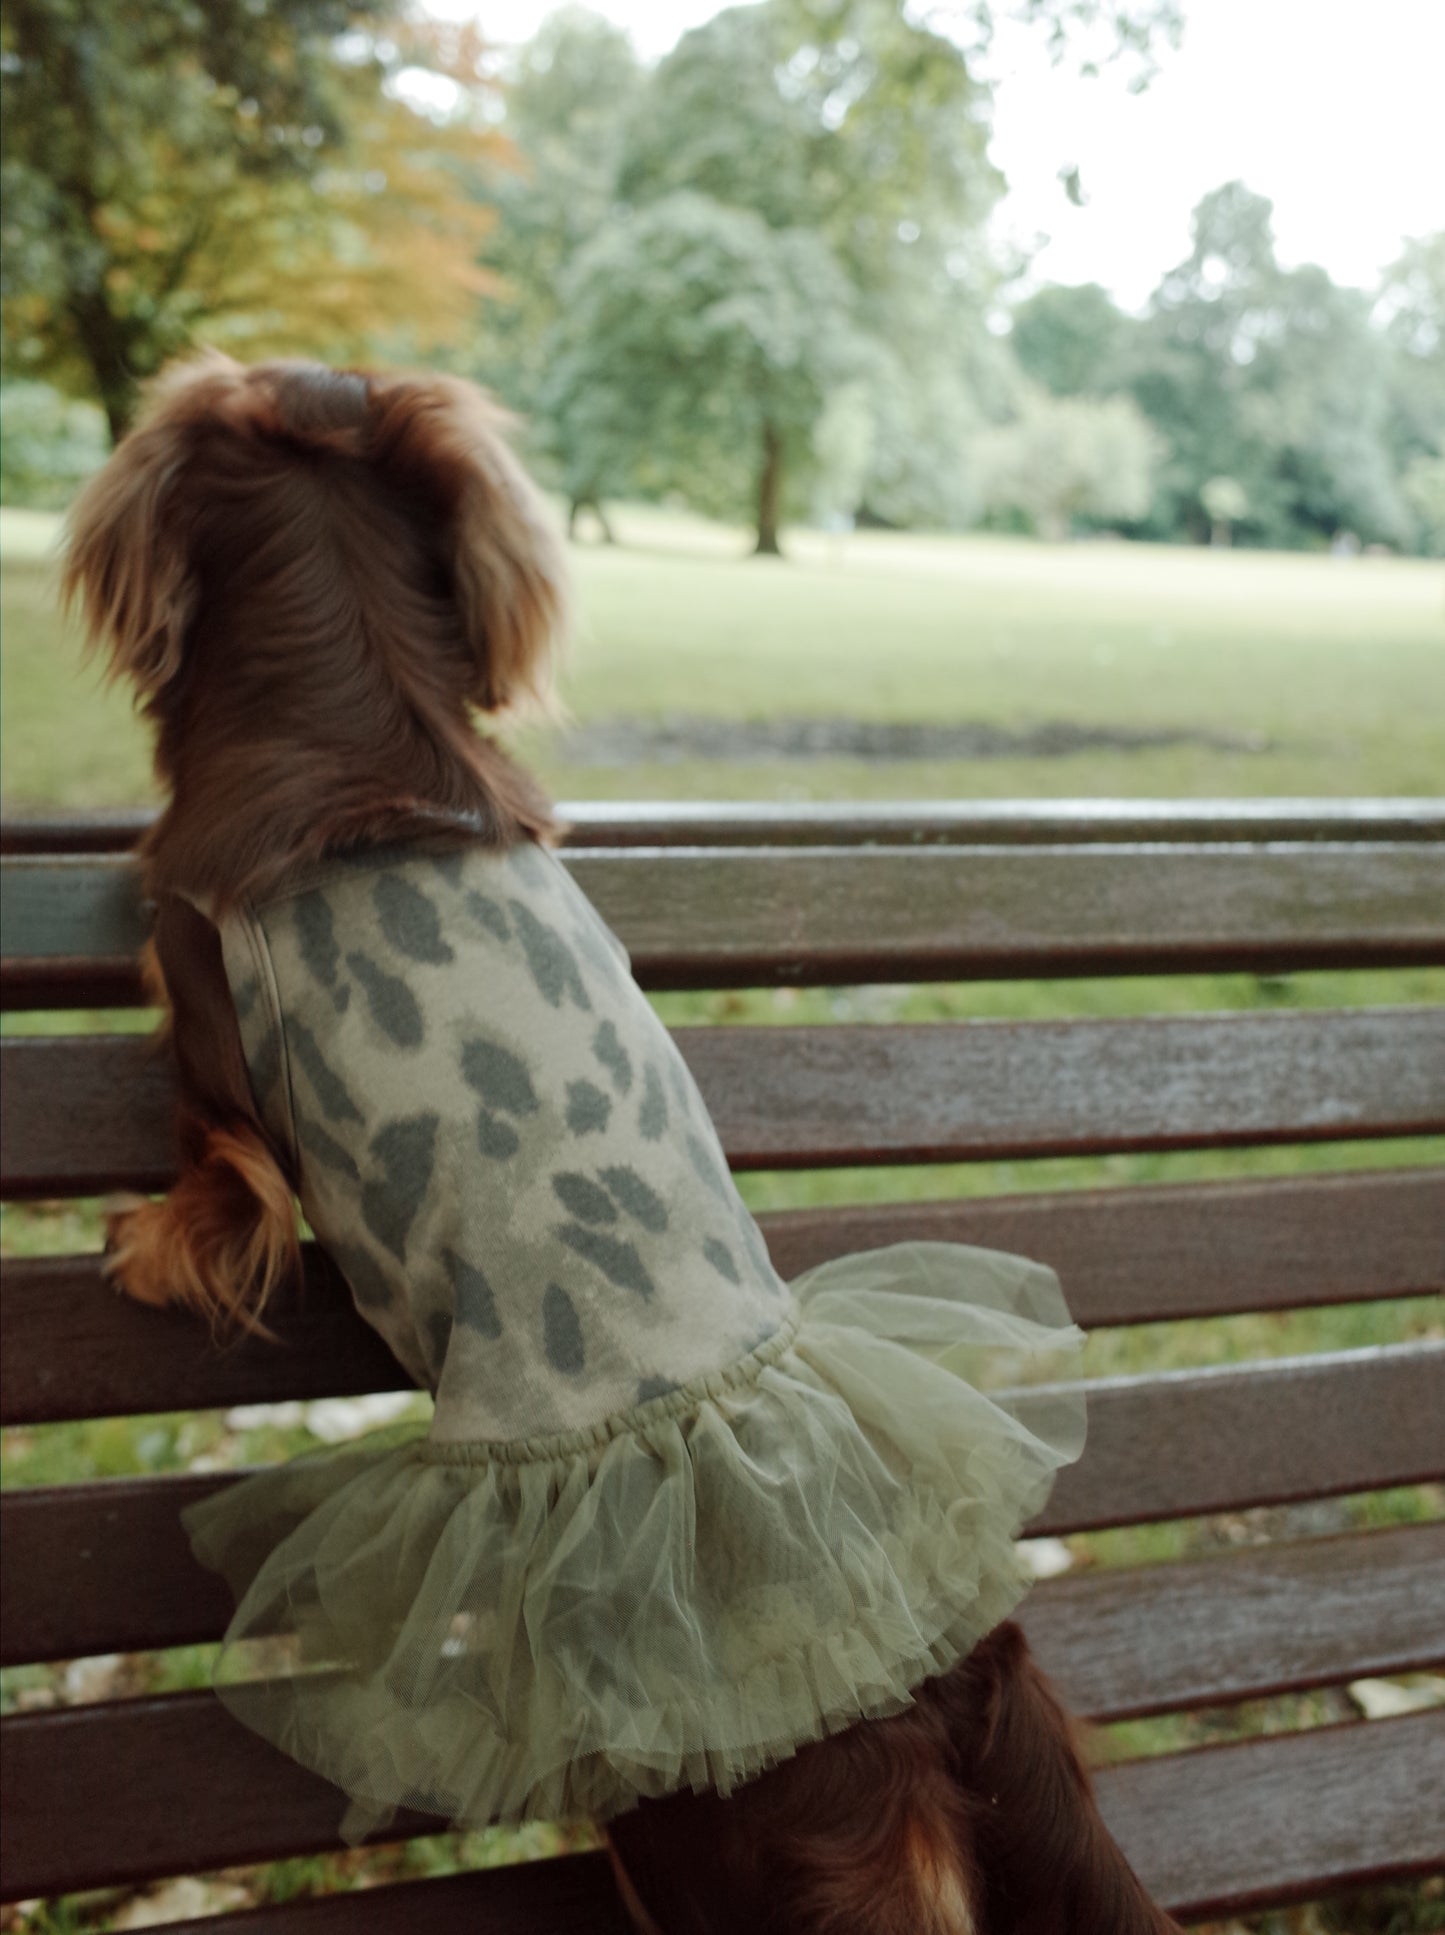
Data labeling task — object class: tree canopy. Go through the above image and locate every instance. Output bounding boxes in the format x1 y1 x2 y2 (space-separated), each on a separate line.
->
1 2 505 436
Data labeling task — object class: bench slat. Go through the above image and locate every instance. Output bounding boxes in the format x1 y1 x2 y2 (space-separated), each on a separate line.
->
6 1170 1440 1426
6 798 1444 856
3 1696 1439 1918
7 843 1445 1007
6 1346 1440 1666
6 1009 1444 1198
1018 1521 1445 1719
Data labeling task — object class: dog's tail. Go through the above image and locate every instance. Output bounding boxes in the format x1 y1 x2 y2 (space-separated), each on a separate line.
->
933 1621 1182 1935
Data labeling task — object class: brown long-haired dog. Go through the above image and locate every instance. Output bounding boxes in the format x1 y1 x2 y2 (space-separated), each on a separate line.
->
65 354 1177 1935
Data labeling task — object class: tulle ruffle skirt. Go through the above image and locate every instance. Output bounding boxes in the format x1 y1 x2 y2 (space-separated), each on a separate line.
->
184 1241 1086 1833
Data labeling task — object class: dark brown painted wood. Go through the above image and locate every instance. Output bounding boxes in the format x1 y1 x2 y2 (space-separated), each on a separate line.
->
7 1009 1445 1198
7 1344 1440 1666
6 798 1445 856
1019 1522 1445 1720
111 1862 634 1935
7 842 1445 1007
1031 1340 1445 1536
119 1862 635 1935
1099 1710 1445 1921
6 1171 1441 1427
3 1694 1439 1916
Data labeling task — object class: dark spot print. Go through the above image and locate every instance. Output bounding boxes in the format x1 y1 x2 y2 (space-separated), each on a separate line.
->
330 1241 393 1315
289 1019 363 1124
461 1037 539 1116
464 891 511 943
566 1079 611 1136
685 1130 733 1207
592 1020 633 1094
294 892 346 1006
423 1306 453 1374
600 1166 668 1233
508 899 590 1011
361 1112 438 1261
477 1110 521 1160
374 874 454 967
298 1114 361 1182
543 1283 586 1375
556 1223 654 1299
346 951 423 1049
638 1065 668 1141
231 976 259 1024
636 1374 677 1404
445 1249 502 1339
703 1237 740 1284
430 853 466 888
553 1172 618 1225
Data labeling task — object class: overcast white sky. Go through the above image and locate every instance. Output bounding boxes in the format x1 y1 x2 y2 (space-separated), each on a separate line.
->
438 0 1445 309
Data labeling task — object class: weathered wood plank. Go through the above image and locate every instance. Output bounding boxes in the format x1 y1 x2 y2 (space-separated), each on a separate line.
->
6 798 1445 857
6 1346 1440 1666
1099 1710 1445 1921
7 842 1445 1007
6 1171 1440 1427
5 1009 1444 1198
3 1696 1440 1918
1018 1522 1445 1720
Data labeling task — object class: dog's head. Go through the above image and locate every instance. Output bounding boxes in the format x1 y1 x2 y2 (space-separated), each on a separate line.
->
63 352 566 728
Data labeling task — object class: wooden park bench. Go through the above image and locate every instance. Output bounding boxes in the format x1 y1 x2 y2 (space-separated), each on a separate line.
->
2 799 1444 1930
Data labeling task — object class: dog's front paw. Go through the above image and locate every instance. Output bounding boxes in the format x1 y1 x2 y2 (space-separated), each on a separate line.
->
103 1195 180 1308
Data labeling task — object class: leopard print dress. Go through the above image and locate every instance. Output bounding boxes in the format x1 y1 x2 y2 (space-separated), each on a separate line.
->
184 838 1086 1834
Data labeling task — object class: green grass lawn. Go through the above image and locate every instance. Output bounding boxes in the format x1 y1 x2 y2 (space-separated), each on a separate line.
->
5 502 1444 805
2 505 1441 1935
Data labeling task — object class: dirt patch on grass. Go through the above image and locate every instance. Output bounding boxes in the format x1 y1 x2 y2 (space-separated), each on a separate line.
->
562 716 1274 764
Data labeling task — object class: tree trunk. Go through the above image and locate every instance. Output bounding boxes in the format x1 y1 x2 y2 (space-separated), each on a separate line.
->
67 290 139 443
754 421 784 556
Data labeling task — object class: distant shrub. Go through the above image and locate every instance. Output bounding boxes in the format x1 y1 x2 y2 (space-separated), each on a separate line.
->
0 382 108 508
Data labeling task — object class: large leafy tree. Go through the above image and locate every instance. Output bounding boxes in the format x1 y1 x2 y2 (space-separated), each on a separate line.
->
1010 281 1136 397
475 7 643 429
1 4 505 438
542 194 865 552
1130 184 1402 546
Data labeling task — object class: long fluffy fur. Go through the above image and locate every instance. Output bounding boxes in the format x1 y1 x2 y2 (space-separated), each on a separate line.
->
65 353 1178 1934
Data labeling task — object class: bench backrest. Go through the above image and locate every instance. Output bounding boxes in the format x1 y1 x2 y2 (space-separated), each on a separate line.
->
2 801 1443 1928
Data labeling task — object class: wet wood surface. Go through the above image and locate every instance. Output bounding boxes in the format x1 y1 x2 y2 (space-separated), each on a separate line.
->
6 1007 1444 1198
5 1170 1440 1426
3 1696 1440 1919
6 1344 1440 1666
6 838 1445 1007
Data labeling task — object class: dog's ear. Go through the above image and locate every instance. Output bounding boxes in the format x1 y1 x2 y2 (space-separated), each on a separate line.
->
367 374 566 714
63 354 241 695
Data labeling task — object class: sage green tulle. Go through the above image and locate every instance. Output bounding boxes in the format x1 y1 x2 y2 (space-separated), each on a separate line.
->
184 1242 1086 1834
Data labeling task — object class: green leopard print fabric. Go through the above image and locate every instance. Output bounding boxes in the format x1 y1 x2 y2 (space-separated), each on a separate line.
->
217 840 789 1443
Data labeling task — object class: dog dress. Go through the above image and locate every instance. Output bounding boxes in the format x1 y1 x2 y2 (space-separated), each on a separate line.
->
183 837 1086 1834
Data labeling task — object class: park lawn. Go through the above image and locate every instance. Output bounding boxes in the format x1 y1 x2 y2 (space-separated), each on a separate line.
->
2 506 1442 1933
4 502 1445 804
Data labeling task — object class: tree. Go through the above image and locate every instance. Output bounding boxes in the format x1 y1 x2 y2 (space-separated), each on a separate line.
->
474 8 643 431
1130 183 1402 547
542 194 865 553
1010 281 1135 396
1376 233 1445 480
974 388 1158 540
1200 476 1247 547
1 5 506 438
